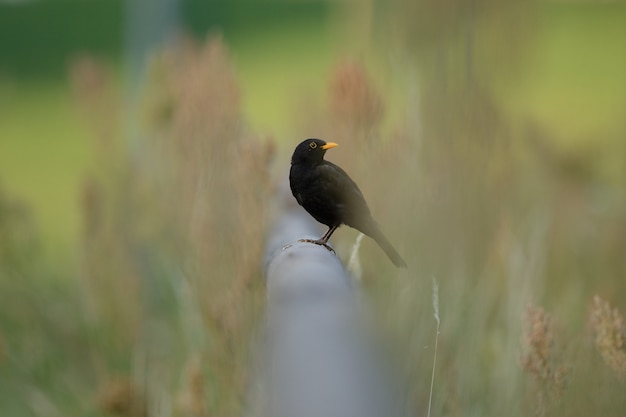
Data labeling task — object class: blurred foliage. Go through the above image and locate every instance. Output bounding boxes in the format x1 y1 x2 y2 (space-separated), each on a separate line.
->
0 0 625 416
2 34 274 416
0 0 328 80
0 1 124 79
73 38 273 416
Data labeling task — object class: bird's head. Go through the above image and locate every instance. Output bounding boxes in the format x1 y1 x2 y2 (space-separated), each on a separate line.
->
291 138 338 165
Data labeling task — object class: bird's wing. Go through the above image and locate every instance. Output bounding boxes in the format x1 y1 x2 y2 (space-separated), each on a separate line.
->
317 161 372 219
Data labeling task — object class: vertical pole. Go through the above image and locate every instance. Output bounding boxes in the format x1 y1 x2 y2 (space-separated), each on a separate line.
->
124 0 180 151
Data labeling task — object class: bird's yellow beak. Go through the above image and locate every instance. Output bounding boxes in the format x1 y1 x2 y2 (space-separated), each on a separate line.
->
321 142 338 150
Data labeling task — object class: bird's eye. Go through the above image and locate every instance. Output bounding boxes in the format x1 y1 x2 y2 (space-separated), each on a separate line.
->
309 142 317 149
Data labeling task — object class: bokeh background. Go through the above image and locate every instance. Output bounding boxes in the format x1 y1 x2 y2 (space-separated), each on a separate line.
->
1 0 625 416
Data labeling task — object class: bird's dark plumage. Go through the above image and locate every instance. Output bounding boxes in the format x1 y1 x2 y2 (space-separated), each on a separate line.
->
289 138 407 268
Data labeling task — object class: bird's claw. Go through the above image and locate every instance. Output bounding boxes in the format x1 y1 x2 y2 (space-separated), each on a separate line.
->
298 239 336 254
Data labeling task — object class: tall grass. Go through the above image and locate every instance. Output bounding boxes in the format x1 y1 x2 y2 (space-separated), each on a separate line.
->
74 37 274 417
289 6 626 416
1 3 625 416
2 36 274 417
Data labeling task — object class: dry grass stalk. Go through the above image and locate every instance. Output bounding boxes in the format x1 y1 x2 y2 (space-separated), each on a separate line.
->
70 57 141 345
588 295 626 381
329 59 384 132
521 304 568 417
149 34 274 334
97 376 145 417
427 277 440 417
144 36 274 415
69 55 121 162
71 35 274 417
147 35 274 414
176 354 206 417
325 60 408 242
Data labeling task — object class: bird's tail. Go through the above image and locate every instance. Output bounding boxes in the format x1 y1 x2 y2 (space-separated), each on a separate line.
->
362 223 407 268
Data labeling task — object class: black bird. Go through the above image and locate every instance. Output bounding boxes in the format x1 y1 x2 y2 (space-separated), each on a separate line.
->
289 138 407 268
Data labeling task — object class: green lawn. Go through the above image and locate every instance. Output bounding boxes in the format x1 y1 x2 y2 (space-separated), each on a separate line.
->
0 83 91 264
499 3 626 147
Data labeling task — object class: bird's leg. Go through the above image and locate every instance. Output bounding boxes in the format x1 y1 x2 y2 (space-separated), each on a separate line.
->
298 225 338 253
318 225 338 244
